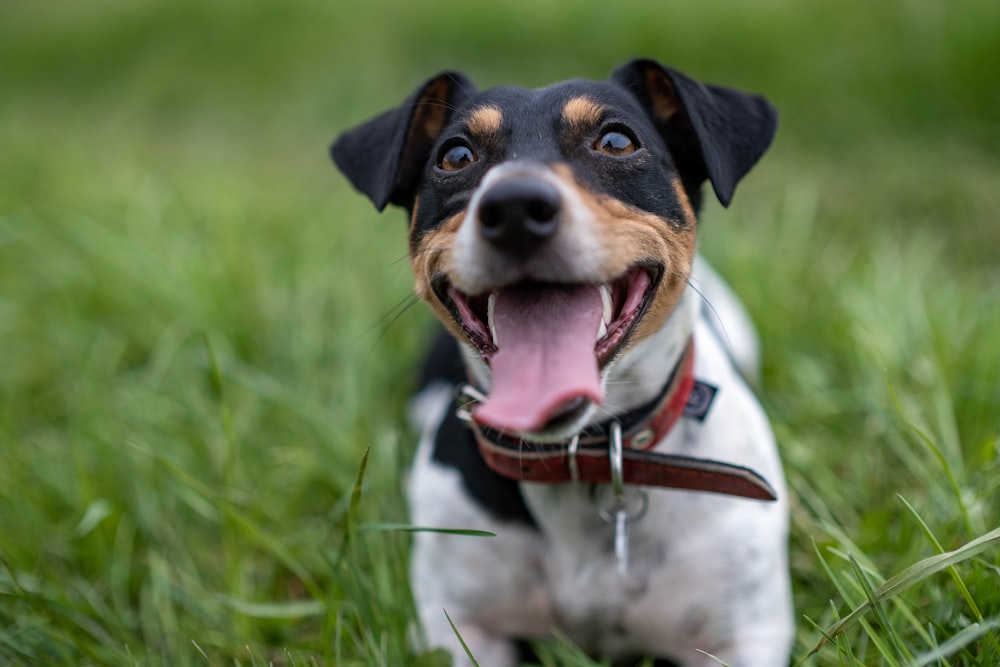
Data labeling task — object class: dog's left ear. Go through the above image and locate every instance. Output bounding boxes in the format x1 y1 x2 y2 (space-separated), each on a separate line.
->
331 72 476 212
611 59 777 207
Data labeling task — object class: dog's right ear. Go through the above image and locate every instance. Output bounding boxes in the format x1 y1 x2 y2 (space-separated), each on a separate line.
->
331 72 476 212
611 59 777 208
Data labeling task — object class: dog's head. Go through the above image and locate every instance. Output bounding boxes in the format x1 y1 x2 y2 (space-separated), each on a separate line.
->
332 59 776 439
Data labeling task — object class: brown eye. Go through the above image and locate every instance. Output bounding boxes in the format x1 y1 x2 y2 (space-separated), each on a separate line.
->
595 130 637 156
439 143 477 171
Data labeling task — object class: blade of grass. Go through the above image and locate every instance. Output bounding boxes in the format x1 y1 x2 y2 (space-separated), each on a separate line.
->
847 552 908 665
359 523 495 537
443 608 480 667
809 526 1000 656
215 596 325 619
696 649 732 666
912 617 1000 666
886 380 975 536
124 438 323 599
898 493 1000 657
336 446 370 561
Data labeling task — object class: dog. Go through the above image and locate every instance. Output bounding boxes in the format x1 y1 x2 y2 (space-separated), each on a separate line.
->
331 58 793 667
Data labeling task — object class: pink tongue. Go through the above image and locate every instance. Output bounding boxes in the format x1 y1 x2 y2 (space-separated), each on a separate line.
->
472 283 603 433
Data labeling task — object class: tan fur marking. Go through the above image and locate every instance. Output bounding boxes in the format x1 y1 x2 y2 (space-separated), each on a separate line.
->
561 96 604 127
418 79 450 138
399 78 451 184
551 164 697 351
410 213 468 340
671 175 697 226
466 105 503 137
644 68 679 120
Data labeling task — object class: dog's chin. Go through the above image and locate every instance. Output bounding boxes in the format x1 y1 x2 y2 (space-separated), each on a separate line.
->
515 396 599 442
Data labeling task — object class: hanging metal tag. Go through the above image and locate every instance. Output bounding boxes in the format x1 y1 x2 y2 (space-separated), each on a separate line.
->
613 506 629 576
597 485 649 577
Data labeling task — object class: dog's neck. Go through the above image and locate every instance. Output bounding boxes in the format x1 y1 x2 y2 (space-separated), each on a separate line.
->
459 285 697 440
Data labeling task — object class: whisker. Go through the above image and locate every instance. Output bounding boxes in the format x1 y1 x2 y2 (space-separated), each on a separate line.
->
444 73 476 100
385 251 411 270
685 274 738 363
414 99 461 113
360 292 422 367
591 399 629 421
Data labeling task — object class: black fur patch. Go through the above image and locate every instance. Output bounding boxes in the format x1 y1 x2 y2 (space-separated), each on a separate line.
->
420 331 538 528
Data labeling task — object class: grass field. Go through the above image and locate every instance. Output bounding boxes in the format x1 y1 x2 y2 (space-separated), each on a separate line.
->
1 1 998 665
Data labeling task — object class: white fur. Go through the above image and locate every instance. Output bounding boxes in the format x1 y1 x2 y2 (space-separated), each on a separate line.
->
407 166 792 666
690 256 761 384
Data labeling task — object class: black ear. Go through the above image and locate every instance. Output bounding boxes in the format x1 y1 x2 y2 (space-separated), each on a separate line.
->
611 59 777 207
331 72 476 211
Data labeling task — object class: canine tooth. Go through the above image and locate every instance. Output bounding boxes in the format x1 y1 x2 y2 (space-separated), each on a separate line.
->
600 284 613 324
597 319 608 341
487 292 499 345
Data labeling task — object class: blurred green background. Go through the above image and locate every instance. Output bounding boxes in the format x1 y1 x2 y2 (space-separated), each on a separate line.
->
1 1 998 665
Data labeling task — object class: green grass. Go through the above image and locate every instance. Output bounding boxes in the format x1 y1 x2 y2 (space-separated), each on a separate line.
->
1 1 998 665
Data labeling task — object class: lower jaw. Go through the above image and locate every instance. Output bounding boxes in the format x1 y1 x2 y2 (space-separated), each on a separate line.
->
527 395 595 439
507 399 599 442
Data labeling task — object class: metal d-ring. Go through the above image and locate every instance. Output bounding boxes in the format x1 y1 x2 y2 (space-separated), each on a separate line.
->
597 487 650 524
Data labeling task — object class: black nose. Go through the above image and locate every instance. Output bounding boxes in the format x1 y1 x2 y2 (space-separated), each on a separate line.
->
477 177 561 254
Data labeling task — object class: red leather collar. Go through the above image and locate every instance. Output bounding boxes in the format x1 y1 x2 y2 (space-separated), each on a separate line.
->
461 338 777 501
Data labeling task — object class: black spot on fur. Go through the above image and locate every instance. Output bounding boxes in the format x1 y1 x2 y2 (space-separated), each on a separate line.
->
422 331 538 527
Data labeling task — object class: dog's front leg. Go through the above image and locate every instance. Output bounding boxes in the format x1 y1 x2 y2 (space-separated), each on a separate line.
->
411 526 549 667
408 447 552 666
705 607 793 667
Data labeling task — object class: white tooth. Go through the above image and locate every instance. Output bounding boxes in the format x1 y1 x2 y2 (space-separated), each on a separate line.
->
487 292 499 346
597 319 608 341
600 284 613 325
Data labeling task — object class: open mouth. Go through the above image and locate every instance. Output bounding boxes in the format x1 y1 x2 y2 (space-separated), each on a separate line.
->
434 264 662 434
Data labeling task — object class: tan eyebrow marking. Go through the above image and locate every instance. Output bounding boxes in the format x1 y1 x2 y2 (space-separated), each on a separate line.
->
562 96 605 126
466 105 503 136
